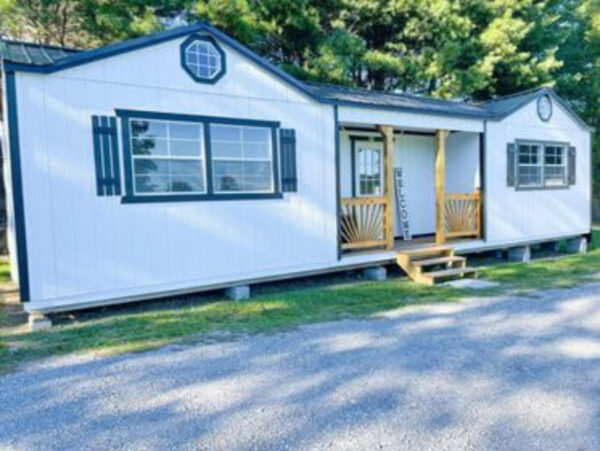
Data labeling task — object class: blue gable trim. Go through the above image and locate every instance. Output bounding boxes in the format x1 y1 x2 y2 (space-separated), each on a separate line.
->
4 23 592 128
4 22 322 103
4 72 30 302
484 87 594 132
4 23 206 74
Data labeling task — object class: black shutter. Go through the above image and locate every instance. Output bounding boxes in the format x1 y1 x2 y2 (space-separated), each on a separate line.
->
280 128 297 192
507 143 516 187
91 116 121 196
567 146 576 185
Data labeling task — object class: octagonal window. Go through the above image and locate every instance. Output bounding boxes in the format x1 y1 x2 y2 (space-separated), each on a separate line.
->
181 35 226 83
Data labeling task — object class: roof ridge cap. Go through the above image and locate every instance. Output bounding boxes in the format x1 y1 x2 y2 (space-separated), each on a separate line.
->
308 82 485 109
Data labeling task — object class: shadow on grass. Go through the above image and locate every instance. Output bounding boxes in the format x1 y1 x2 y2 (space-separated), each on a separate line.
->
1 246 598 374
0 278 464 373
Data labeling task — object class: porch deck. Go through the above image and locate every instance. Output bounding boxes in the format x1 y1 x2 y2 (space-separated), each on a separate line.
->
339 236 486 271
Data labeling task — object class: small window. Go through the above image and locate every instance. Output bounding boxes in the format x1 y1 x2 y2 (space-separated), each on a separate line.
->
181 35 226 83
516 141 568 189
517 144 542 187
130 119 206 195
355 146 383 196
544 145 566 186
210 124 274 193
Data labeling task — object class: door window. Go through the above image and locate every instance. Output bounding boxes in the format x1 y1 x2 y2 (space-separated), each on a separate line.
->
355 146 383 196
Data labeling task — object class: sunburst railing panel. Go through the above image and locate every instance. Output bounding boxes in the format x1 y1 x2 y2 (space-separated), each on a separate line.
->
340 196 388 250
443 192 481 238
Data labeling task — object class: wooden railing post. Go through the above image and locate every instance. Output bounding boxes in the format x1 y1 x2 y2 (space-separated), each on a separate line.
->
377 125 395 250
436 130 449 244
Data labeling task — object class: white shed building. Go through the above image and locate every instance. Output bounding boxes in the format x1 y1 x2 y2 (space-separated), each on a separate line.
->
0 22 593 315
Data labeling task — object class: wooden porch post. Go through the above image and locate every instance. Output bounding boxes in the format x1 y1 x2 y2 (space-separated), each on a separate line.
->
377 125 395 250
435 129 449 244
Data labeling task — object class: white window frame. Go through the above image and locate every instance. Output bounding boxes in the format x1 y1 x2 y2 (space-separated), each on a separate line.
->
185 40 222 80
516 140 568 189
210 124 275 194
129 118 207 196
543 144 567 187
354 142 384 197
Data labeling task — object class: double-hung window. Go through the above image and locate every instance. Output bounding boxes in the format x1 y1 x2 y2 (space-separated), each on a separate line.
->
210 124 274 193
543 145 566 186
130 119 206 195
517 143 542 187
120 111 280 202
516 141 568 189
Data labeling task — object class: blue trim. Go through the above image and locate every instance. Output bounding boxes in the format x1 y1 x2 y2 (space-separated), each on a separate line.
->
271 127 281 194
4 21 322 103
91 116 105 195
4 22 593 129
115 109 280 128
120 115 135 197
180 34 226 84
279 129 297 192
109 117 122 195
92 115 122 195
5 72 30 302
122 193 284 203
118 109 282 202
3 23 207 74
334 105 341 260
100 116 113 195
203 122 214 194
350 138 356 197
486 88 593 131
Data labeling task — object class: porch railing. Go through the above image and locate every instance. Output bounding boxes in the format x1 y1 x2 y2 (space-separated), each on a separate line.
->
443 192 481 239
340 196 389 250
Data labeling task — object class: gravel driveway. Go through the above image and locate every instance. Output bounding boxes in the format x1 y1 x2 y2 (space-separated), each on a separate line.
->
1 283 599 450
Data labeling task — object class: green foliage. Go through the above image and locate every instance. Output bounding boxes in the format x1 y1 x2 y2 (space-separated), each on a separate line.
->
1 1 598 207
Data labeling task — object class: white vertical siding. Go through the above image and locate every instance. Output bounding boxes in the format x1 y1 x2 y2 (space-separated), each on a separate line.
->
446 132 480 193
15 35 337 309
393 134 436 235
485 100 591 244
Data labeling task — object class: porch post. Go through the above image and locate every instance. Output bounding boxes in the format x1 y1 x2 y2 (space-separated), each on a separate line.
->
435 130 449 244
377 125 395 250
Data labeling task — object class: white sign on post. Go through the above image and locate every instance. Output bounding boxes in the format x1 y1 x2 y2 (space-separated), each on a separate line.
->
394 167 412 241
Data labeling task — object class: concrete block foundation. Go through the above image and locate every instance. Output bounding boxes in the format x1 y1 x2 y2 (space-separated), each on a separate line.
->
225 285 250 301
28 313 52 332
362 266 387 281
508 245 531 262
566 236 587 254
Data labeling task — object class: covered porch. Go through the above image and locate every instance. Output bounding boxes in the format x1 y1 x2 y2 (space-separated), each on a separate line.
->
338 124 484 255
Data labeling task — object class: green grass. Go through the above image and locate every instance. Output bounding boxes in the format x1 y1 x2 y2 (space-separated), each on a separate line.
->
0 235 599 374
0 261 10 284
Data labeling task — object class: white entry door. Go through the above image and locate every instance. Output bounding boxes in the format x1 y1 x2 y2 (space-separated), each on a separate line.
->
393 135 436 237
354 142 384 197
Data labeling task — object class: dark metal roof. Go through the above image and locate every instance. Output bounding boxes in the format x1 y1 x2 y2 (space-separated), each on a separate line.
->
0 40 78 66
307 83 489 118
481 87 593 130
481 87 545 116
0 26 591 130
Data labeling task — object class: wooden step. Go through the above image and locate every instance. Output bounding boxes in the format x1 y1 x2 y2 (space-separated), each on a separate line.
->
412 256 465 267
421 267 477 285
399 245 453 259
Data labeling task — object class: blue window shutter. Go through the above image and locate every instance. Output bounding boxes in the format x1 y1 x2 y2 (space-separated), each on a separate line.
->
567 146 576 185
507 143 516 187
91 115 121 196
280 128 297 192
